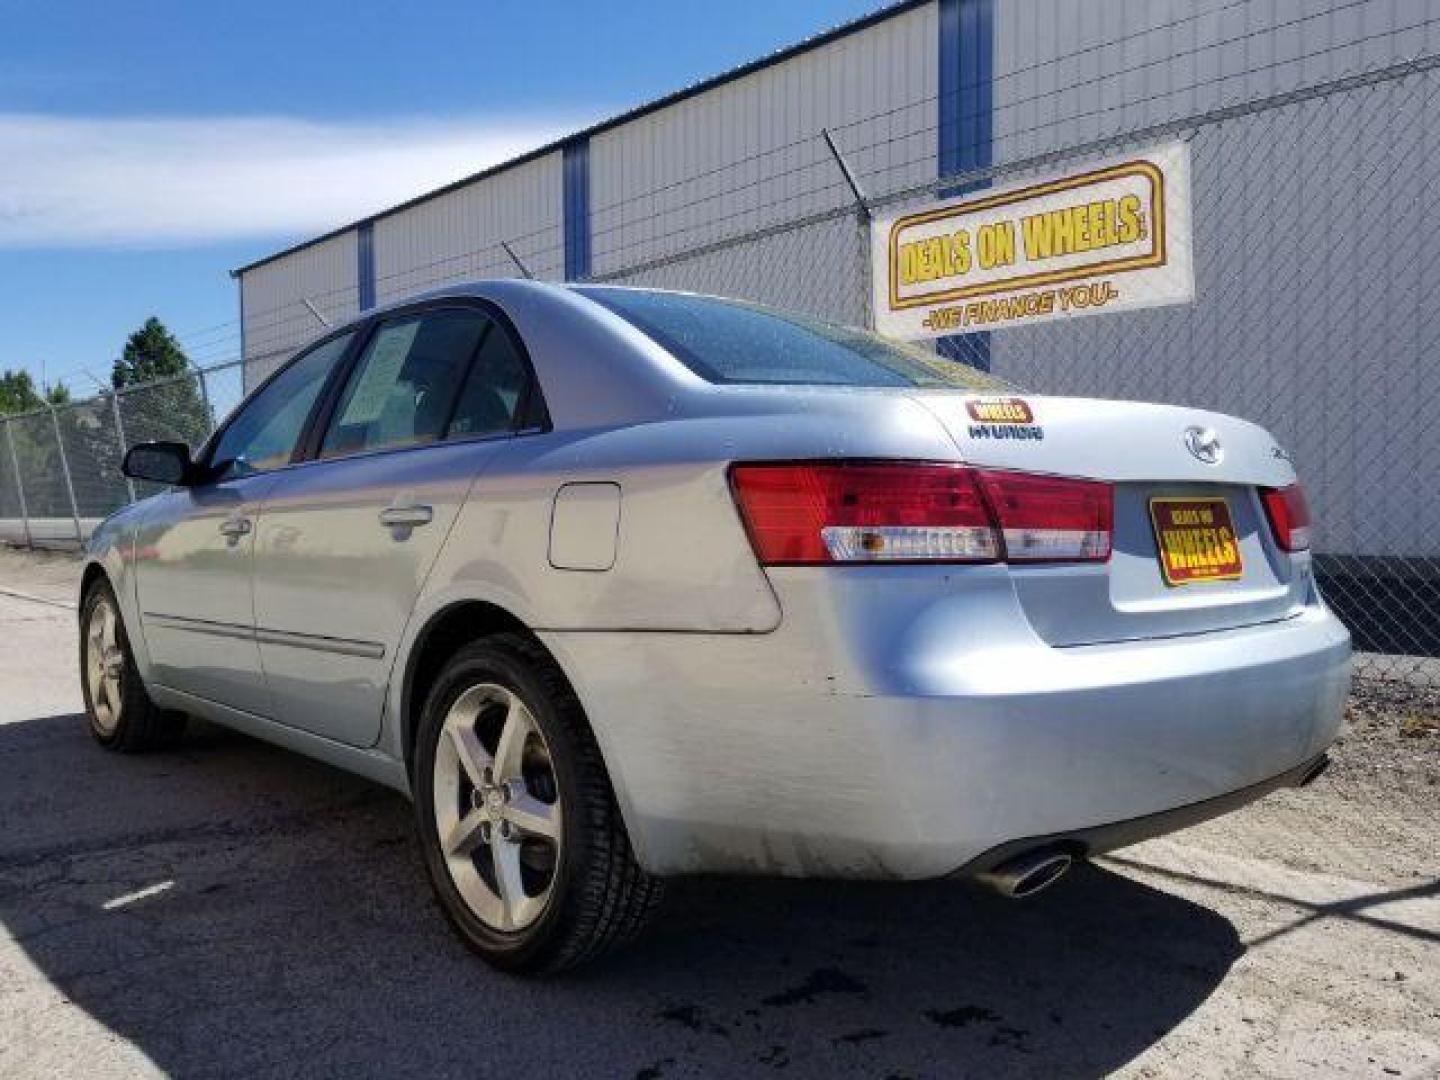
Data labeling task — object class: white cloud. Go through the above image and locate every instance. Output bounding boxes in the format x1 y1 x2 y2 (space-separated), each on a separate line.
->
0 112 588 248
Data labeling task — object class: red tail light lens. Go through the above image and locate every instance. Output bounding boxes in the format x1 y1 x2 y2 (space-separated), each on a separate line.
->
1261 484 1312 552
729 463 996 564
975 470 1114 562
729 462 1112 565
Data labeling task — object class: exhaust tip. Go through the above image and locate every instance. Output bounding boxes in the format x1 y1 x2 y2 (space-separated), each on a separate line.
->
976 848 1074 899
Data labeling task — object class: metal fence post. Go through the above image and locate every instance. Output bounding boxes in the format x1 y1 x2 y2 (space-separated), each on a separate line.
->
110 391 137 503
196 367 215 435
4 418 33 549
820 128 874 329
49 405 84 545
500 239 534 279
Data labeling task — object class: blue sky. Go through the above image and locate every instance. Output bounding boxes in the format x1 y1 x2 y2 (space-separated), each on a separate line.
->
0 0 888 391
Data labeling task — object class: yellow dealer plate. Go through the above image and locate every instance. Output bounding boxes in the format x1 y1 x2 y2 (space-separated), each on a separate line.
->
1149 497 1243 586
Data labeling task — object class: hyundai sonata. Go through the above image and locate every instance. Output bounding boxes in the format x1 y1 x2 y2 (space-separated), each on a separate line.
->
82 281 1351 972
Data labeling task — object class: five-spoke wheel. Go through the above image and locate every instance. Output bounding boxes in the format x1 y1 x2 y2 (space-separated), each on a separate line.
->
415 633 663 973
79 579 185 751
432 683 562 932
84 594 125 735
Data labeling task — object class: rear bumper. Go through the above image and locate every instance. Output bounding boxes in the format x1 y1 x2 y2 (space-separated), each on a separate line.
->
954 752 1330 879
543 566 1352 879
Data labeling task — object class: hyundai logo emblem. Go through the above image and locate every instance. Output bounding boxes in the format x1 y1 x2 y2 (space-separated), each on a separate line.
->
1184 426 1223 465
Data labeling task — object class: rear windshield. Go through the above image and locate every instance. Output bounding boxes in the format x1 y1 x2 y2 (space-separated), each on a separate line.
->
574 287 1009 391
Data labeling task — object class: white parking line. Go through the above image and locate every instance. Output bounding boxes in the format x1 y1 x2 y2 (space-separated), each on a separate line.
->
101 882 175 911
0 587 73 610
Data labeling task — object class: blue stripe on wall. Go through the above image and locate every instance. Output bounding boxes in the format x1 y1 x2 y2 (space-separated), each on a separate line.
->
937 0 994 372
563 139 591 280
357 221 376 310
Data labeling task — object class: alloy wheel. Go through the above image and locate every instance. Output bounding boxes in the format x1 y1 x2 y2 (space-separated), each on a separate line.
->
431 683 563 932
85 597 124 734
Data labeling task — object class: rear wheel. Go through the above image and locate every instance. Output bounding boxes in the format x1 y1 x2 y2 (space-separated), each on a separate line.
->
80 580 185 751
414 634 663 973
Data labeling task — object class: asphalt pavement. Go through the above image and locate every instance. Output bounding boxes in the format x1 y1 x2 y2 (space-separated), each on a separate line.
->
0 548 1436 1079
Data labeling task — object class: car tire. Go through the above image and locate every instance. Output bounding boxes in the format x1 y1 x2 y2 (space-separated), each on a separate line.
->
79 579 186 752
414 632 664 974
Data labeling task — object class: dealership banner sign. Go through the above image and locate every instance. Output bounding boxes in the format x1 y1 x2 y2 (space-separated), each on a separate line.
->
871 142 1194 341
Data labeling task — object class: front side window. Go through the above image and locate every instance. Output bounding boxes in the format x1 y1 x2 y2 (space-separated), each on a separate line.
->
320 310 489 458
210 331 353 477
574 286 1011 391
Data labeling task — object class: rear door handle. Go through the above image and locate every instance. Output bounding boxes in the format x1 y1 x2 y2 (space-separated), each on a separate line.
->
219 516 252 538
379 504 433 529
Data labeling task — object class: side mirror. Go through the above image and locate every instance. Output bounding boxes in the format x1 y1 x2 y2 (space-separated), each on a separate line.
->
122 441 199 486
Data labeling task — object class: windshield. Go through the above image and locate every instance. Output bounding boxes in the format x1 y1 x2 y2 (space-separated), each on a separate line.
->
574 287 1011 391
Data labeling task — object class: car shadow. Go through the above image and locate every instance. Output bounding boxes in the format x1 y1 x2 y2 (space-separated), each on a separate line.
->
1 714 1243 1079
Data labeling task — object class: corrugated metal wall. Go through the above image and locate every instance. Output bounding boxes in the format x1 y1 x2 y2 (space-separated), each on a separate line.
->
240 230 359 388
590 3 937 325
591 5 937 261
373 150 565 305
992 0 1438 161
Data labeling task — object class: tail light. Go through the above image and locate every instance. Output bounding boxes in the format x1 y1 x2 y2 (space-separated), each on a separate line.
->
729 462 1112 565
1261 484 1312 552
972 470 1113 562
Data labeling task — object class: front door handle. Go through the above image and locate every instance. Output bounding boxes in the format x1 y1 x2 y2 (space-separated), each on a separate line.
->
219 516 252 539
379 504 433 529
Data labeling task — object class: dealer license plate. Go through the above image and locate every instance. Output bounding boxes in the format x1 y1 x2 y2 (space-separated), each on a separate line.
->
1149 497 1243 586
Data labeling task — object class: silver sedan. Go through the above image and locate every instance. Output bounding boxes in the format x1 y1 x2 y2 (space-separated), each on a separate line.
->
82 281 1351 972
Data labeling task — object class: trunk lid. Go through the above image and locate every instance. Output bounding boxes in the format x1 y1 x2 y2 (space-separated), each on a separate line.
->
911 392 1311 646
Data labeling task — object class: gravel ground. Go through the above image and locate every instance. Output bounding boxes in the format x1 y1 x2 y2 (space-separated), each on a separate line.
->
0 546 1436 1079
1340 678 1440 804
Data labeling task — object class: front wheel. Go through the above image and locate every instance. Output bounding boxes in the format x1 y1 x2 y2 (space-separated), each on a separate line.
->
414 634 663 973
79 580 185 751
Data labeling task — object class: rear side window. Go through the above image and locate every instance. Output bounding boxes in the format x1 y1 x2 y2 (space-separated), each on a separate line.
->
574 286 1010 391
320 310 488 458
447 322 536 438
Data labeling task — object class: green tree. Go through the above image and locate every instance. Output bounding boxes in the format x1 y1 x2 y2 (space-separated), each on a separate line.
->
110 316 213 448
112 316 189 387
0 370 63 515
0 371 68 508
0 369 45 415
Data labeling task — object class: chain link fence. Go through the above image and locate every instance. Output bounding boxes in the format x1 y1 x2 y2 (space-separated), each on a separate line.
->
977 59 1440 674
0 362 244 546
3 51 1437 685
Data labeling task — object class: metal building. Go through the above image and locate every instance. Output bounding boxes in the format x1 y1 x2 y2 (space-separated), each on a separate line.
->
235 1 942 382
234 0 1440 659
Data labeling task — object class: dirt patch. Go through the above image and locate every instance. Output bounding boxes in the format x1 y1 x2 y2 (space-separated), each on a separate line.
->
1335 675 1440 812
